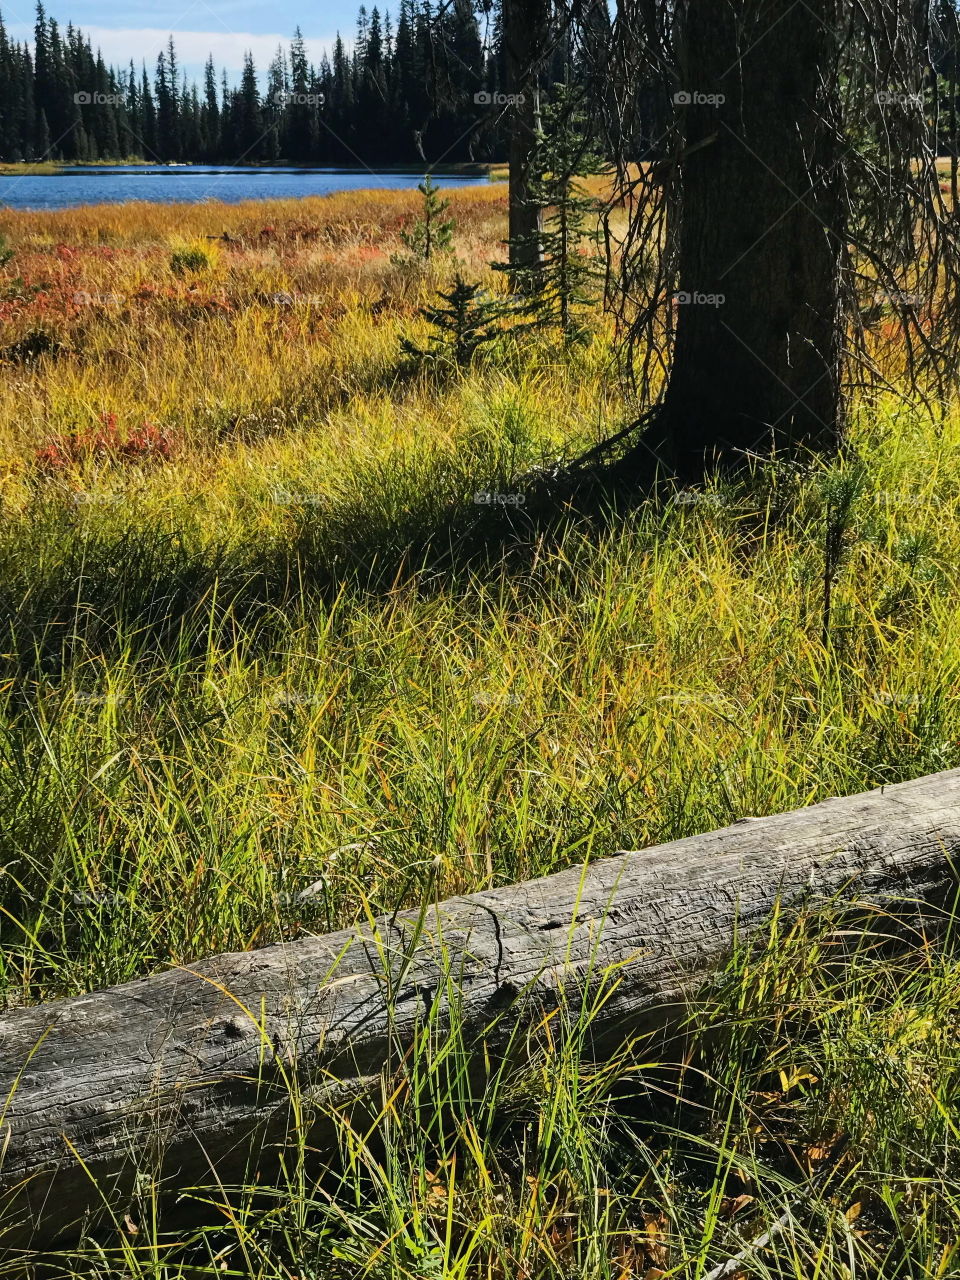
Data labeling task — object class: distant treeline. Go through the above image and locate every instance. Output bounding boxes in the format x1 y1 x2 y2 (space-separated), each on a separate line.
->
0 1 607 166
8 0 960 170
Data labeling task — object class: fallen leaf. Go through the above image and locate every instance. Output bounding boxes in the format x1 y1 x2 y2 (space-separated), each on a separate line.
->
720 1194 756 1219
549 1220 574 1254
642 1213 668 1268
806 1144 833 1162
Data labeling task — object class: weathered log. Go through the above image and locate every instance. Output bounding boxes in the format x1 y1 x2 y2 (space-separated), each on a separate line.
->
3 767 960 1256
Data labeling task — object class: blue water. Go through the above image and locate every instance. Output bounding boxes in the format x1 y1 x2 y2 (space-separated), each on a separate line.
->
0 164 491 211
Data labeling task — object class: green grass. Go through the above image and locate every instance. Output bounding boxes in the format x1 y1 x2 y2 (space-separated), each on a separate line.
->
2 189 960 1275
3 394 959 1001
10 904 960 1279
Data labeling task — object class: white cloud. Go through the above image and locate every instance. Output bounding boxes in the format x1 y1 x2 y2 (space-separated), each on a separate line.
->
6 23 337 75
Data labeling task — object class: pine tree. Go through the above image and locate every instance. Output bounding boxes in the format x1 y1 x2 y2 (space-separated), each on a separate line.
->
91 52 119 158
395 174 455 262
235 51 263 160
154 50 171 158
495 87 606 343
32 4 55 156
402 275 501 367
181 83 202 160
201 56 220 160
140 64 157 158
330 34 354 160
0 16 23 160
0 0 594 168
264 47 286 162
20 45 37 160
164 36 182 159
285 28 316 161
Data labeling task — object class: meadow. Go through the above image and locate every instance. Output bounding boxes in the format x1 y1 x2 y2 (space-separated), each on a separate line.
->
2 184 960 1277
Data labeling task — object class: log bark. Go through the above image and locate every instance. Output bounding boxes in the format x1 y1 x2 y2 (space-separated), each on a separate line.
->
4 767 960 1256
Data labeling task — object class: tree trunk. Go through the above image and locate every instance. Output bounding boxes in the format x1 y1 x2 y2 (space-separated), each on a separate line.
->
3 767 960 1256
626 0 845 481
503 0 548 288
950 34 959 211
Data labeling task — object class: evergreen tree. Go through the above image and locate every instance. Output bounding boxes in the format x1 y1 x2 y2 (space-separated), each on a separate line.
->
140 63 157 157
0 0 593 167
201 56 220 159
495 88 606 342
32 3 54 155
154 44 183 160
264 47 286 163
235 51 263 160
396 174 455 261
284 28 316 161
91 52 120 158
402 275 501 367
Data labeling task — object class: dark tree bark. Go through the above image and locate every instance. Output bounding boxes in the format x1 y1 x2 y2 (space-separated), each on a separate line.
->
624 0 845 481
2 767 960 1257
943 1 960 208
503 0 549 288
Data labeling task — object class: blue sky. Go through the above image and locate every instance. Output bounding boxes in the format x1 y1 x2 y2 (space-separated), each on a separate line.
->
4 0 355 81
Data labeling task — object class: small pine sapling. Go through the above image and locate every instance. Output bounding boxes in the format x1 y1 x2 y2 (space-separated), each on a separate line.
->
401 275 501 367
394 175 455 264
495 87 607 343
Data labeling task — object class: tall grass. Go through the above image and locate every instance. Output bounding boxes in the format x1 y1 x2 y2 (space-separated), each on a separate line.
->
3 399 959 1001
12 905 960 1279
2 187 960 1275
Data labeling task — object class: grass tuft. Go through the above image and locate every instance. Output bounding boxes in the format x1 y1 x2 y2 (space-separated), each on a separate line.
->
2 187 960 1276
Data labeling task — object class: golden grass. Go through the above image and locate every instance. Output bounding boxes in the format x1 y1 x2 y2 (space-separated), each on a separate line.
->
2 184 960 1280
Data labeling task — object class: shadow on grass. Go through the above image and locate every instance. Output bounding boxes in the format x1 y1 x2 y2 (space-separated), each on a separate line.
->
0 433 717 682
292 454 653 590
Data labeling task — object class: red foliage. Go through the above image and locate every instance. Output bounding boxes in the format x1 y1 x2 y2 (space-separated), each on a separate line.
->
34 412 174 471
182 293 233 313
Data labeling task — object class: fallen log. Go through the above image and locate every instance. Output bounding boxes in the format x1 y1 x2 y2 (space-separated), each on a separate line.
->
3 767 960 1255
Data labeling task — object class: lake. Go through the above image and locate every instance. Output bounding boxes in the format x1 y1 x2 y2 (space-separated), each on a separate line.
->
0 164 492 211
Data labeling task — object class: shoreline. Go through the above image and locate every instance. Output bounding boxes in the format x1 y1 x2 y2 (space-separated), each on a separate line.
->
0 159 502 178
